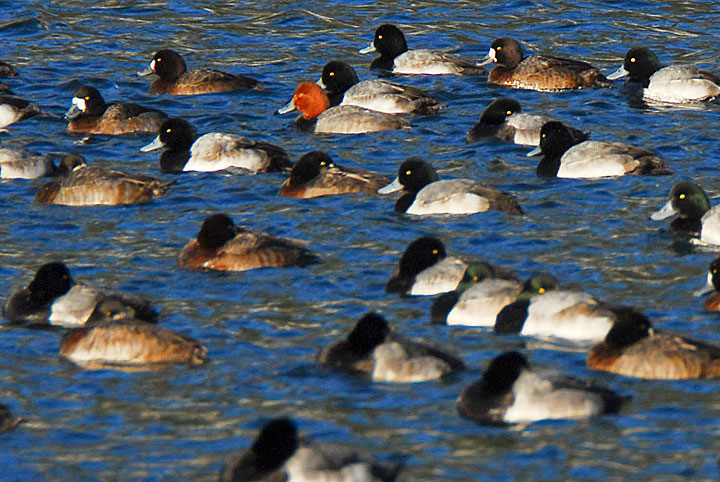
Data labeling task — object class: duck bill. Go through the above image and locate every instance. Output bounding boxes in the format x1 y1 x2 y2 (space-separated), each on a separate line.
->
526 146 542 157
276 98 297 115
64 104 81 120
137 60 155 77
359 43 377 54
694 273 714 297
476 48 497 67
650 200 677 221
140 136 164 152
607 65 629 80
378 177 403 194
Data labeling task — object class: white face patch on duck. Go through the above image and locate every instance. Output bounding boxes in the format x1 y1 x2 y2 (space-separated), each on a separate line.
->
487 48 498 62
150 59 156 71
72 97 87 113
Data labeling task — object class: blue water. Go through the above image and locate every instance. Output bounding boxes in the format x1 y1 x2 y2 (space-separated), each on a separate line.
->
1 0 720 480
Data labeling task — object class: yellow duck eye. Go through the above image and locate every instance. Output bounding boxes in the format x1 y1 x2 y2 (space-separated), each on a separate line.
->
85 96 90 100
378 35 383 40
329 72 334 77
405 170 412 176
496 46 502 51
538 287 546 294
166 128 172 133
630 57 636 63
506 110 513 116
472 276 478 281
432 249 439 255
679 193 686 200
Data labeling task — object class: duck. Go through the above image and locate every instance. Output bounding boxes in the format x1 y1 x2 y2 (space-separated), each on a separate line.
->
465 97 587 146
385 236 515 296
431 265 557 328
531 121 672 178
3 261 158 327
278 82 411 134
318 312 464 383
607 47 720 103
359 24 485 75
60 317 208 369
138 48 259 95
178 213 320 272
0 404 21 432
0 93 41 129
650 181 720 245
0 60 19 78
318 60 443 114
0 139 56 179
34 154 174 206
278 151 389 198
219 418 402 482
377 158 523 215
694 258 720 311
64 85 167 135
587 310 720 379
494 285 634 343
458 351 627 426
140 117 291 174
478 37 612 91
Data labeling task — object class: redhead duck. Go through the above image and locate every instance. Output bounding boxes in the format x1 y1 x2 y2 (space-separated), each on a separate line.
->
587 310 720 379
140 117 290 174
278 151 389 198
178 213 320 271
531 121 672 178
0 404 21 432
60 317 208 369
0 93 41 129
466 97 587 146
650 181 720 246
318 312 464 383
0 139 55 179
378 158 523 215
386 236 515 296
64 85 166 135
608 47 720 103
479 37 611 91
278 82 411 134
319 60 443 114
695 258 720 311
219 418 402 482
0 61 19 78
35 154 173 206
4 261 157 327
458 351 627 425
138 48 259 95
359 24 485 75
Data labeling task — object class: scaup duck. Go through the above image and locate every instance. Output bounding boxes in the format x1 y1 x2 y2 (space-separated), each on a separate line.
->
278 151 389 198
531 121 672 178
695 257 720 311
35 154 174 206
4 261 158 327
466 97 587 146
587 310 720 379
0 93 41 129
318 312 464 383
494 287 634 343
64 85 167 135
219 418 402 482
138 48 259 95
178 213 320 271
458 351 627 425
278 82 411 134
386 236 515 296
607 47 720 103
140 117 290 174
479 37 611 91
0 405 21 432
319 60 443 114
60 317 208 369
650 181 720 246
0 139 55 179
359 24 485 75
378 158 523 215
